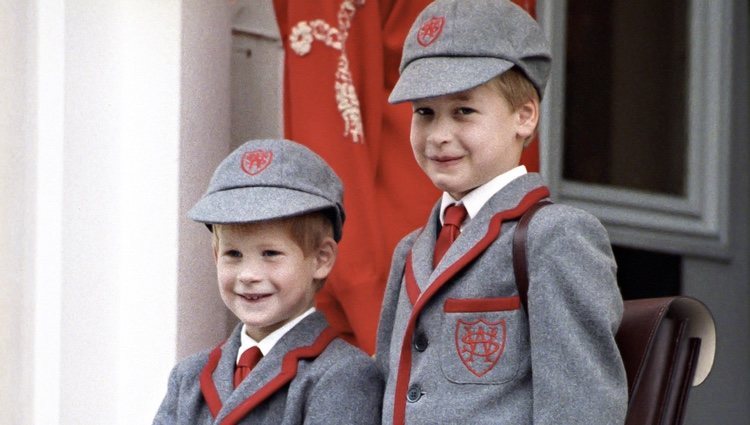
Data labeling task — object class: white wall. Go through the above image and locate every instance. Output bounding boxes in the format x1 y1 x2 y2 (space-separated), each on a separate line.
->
60 3 182 420
0 0 36 423
1 0 185 423
0 1 237 422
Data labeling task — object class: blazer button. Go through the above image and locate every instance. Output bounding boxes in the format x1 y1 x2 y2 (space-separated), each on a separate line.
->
406 384 422 403
413 333 428 352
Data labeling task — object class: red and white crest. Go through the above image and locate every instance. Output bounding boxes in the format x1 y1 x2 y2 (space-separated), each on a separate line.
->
241 150 273 176
454 318 507 377
417 16 445 47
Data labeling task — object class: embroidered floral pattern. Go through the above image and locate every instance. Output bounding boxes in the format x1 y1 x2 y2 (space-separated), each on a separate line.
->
289 0 366 143
290 22 313 55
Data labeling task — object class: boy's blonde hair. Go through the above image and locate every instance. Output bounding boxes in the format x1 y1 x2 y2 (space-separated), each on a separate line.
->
488 67 540 145
489 68 539 110
212 211 336 288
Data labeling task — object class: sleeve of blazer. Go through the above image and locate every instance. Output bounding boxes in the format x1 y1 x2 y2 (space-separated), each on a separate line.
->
525 204 628 425
152 364 182 425
375 230 419 377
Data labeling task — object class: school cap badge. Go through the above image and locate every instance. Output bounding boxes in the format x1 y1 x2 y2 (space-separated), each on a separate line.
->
241 150 273 176
389 0 551 103
188 139 345 241
417 16 445 47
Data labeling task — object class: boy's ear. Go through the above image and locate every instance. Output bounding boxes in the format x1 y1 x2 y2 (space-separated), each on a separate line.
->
515 99 539 140
312 237 338 280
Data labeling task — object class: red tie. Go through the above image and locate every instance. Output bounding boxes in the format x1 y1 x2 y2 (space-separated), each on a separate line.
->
433 203 468 268
233 346 263 388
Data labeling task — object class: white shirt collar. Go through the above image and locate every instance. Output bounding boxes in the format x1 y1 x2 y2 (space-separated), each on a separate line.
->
439 165 527 225
237 307 316 363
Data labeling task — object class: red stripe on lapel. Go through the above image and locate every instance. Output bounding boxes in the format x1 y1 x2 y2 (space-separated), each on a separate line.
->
220 327 339 425
200 344 226 418
392 186 549 425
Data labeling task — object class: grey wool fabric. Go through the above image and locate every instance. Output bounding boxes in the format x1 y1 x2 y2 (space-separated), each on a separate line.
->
389 0 551 103
376 173 627 424
153 312 383 425
188 139 345 241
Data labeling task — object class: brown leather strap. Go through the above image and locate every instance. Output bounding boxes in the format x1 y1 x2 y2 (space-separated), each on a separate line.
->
512 200 552 312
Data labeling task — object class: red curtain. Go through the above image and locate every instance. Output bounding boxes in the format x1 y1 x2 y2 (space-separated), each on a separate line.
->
273 0 538 354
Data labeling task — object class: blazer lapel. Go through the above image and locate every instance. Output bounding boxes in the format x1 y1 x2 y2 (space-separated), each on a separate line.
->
432 206 490 277
481 173 548 220
426 174 551 288
200 324 243 414
409 204 440 295
216 313 332 423
217 325 243 394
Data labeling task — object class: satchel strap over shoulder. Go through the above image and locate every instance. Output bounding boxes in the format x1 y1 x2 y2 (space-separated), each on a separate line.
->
511 200 552 311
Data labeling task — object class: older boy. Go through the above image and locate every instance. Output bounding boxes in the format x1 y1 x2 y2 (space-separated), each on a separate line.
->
154 139 383 424
376 1 627 424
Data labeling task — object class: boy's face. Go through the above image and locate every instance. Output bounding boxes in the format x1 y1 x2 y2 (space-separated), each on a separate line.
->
409 82 536 200
214 221 335 341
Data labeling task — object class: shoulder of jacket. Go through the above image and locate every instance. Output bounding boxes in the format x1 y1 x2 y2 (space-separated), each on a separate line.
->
394 228 421 254
170 347 214 378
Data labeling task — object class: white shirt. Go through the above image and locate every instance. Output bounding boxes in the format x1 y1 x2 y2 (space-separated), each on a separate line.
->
236 307 316 364
439 165 528 228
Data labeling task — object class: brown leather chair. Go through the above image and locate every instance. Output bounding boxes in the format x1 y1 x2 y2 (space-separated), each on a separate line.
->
617 297 716 425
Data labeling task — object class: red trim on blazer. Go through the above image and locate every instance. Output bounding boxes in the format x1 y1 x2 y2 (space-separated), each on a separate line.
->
199 327 339 425
443 296 521 313
200 343 225 417
392 186 549 425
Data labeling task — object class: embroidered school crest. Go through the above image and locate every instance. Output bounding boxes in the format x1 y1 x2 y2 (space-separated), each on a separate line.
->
241 150 273 176
455 318 507 377
417 16 445 47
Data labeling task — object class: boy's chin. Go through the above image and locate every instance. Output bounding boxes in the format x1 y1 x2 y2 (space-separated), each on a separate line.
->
433 182 476 200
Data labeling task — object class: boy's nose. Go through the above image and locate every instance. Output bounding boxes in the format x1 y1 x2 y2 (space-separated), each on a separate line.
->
237 264 262 284
425 118 453 146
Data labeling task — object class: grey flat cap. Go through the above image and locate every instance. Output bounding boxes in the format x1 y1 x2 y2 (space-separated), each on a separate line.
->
389 0 551 103
188 139 345 241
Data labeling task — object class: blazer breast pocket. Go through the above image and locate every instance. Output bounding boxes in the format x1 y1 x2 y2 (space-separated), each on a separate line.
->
439 296 526 385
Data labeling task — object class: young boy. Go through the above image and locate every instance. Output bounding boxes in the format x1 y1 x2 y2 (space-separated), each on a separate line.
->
376 1 627 424
154 139 383 424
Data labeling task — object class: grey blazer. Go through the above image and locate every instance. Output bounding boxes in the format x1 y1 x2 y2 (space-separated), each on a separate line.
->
154 312 383 425
376 173 627 425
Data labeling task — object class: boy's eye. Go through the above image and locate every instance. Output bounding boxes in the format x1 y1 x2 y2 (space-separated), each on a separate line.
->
262 250 282 258
224 250 242 258
413 107 433 116
456 107 476 115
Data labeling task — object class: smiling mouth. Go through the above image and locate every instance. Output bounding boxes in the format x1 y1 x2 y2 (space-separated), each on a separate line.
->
432 156 462 165
430 152 462 161
240 294 271 302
